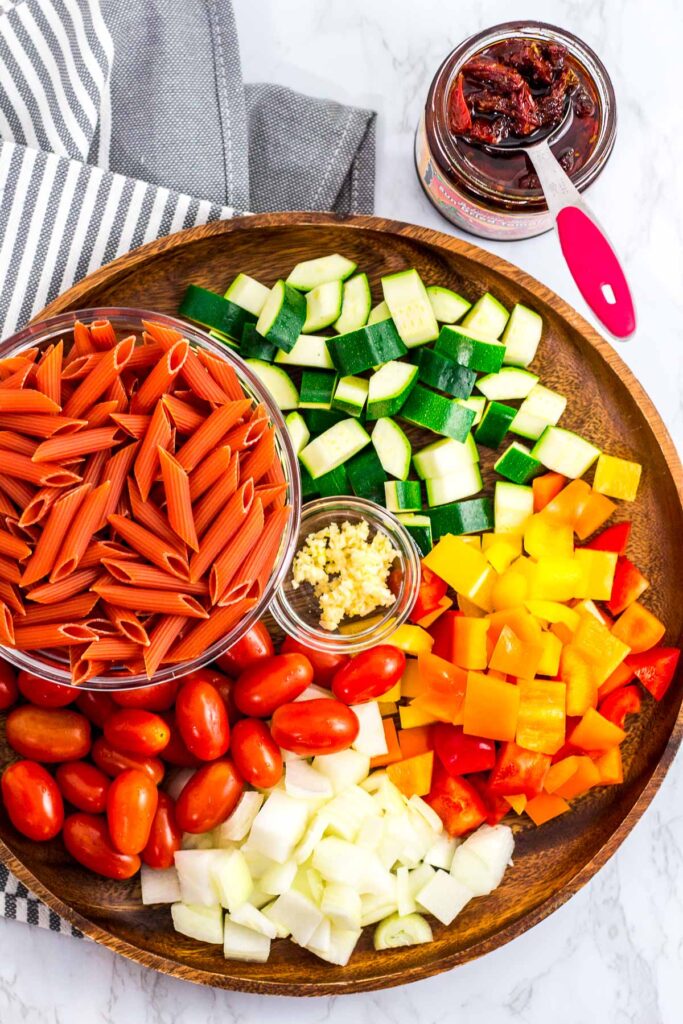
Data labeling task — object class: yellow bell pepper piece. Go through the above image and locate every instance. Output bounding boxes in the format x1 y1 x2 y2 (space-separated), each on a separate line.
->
524 600 580 632
468 564 497 612
457 593 488 617
489 625 543 678
529 557 581 602
572 615 630 686
491 567 529 611
560 645 598 716
463 671 520 742
415 596 453 628
387 751 434 798
423 535 490 597
338 613 391 636
536 630 563 677
515 678 566 755
387 623 433 655
399 703 438 729
452 616 489 670
378 701 398 717
573 549 617 601
374 680 401 703
573 599 607 623
482 533 522 573
523 514 574 560
593 453 642 502
459 535 482 549
400 658 423 699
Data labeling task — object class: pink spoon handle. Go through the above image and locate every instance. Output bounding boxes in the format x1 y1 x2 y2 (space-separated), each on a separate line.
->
556 206 636 339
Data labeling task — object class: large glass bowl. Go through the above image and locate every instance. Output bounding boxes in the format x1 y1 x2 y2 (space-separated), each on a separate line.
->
0 308 301 690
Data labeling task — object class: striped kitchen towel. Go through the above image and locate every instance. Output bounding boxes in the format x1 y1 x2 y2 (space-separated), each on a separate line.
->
0 0 375 933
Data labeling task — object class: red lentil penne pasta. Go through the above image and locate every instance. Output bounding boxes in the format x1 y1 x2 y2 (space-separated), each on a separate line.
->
196 348 245 401
0 490 16 517
71 655 106 686
72 320 95 356
0 390 61 414
161 393 205 434
175 400 251 472
0 599 15 644
188 444 232 501
222 415 269 453
254 483 288 510
0 475 35 509
50 481 111 581
0 364 33 389
63 335 135 418
81 637 143 661
110 413 150 439
107 514 188 579
102 559 208 594
83 616 120 636
13 621 97 649
263 457 287 509
131 340 189 414
0 450 81 488
26 568 100 604
165 598 257 664
144 614 186 677
127 479 182 552
89 320 118 350
135 401 172 500
106 375 128 411
19 486 59 527
62 352 105 380
241 427 276 484
101 442 139 521
19 592 99 625
0 413 86 437
0 431 38 456
193 452 240 537
21 483 91 586
125 341 164 371
79 540 135 567
143 321 229 404
82 449 108 487
209 498 264 604
0 529 31 561
32 427 121 463
0 350 38 376
158 447 198 552
93 582 208 618
84 399 119 428
0 580 23 617
189 479 254 583
101 602 149 645
222 505 290 604
0 556 21 583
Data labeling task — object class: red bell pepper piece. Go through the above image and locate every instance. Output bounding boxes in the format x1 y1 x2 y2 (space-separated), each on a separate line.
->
487 741 551 799
606 556 649 615
425 763 487 836
468 773 510 826
431 723 496 776
428 610 462 663
408 565 449 624
584 521 631 555
626 647 681 701
598 684 642 729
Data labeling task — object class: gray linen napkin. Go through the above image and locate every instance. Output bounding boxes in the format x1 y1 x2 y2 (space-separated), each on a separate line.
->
0 0 376 934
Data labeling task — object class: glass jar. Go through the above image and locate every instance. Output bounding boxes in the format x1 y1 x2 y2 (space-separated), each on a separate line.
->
270 496 422 655
415 21 617 240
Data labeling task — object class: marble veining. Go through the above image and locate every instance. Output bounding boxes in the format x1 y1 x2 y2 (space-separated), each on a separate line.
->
0 1 681 1020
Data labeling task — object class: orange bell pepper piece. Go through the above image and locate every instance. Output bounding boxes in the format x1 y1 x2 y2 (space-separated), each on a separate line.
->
542 479 591 526
416 596 453 629
505 793 527 814
399 704 438 729
489 624 544 678
552 755 601 799
574 491 616 540
532 472 568 512
370 719 402 768
569 708 626 752
543 755 581 793
412 651 468 723
463 671 520 742
387 751 434 798
525 792 570 825
516 678 566 755
400 657 423 698
611 602 665 653
597 660 635 700
452 616 489 670
487 606 543 646
594 745 623 785
398 725 432 759
560 645 598 716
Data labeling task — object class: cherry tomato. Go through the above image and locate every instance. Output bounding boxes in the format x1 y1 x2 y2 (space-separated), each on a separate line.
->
280 636 349 686
215 621 273 675
91 736 165 785
270 698 359 755
5 706 91 763
111 679 178 711
63 813 140 879
76 691 117 728
233 654 313 718
180 666 240 724
141 792 182 869
230 719 283 789
1 760 64 841
157 712 201 767
0 661 18 711
175 759 243 833
174 678 230 761
103 709 170 756
55 761 110 814
17 671 77 708
106 768 158 855
331 645 405 704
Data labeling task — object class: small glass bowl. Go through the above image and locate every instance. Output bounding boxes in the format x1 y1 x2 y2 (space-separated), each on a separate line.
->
0 308 301 690
269 496 422 655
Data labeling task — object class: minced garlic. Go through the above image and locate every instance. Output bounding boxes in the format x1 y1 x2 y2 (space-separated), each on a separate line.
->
291 519 398 631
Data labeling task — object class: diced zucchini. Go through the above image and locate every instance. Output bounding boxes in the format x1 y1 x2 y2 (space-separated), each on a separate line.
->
455 395 486 426
476 366 539 401
240 323 276 362
274 334 335 369
502 303 543 367
179 284 256 341
413 435 478 480
300 464 320 499
397 514 433 556
368 300 391 326
413 348 476 399
371 417 412 481
299 418 371 479
530 426 601 478
299 370 337 409
510 383 566 441
426 285 471 324
346 447 387 503
304 408 345 433
327 320 407 376
287 254 357 291
374 911 433 950
225 273 270 316
494 481 534 533
256 280 307 352
384 480 422 512
367 361 418 420
316 464 351 498
425 462 483 506
494 441 542 484
474 401 517 449
462 292 509 339
400 385 475 443
332 375 369 417
285 411 310 455
334 273 372 334
382 268 439 348
208 328 239 350
436 325 505 373
302 279 344 333
427 497 494 540
245 359 299 410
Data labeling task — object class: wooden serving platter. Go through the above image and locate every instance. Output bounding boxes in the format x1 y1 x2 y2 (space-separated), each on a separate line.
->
0 212 681 995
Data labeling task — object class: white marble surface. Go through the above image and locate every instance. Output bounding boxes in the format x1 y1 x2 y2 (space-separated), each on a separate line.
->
1 0 682 1020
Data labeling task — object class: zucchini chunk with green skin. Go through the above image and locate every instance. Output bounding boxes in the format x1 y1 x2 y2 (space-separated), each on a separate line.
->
240 322 277 362
284 411 310 455
384 479 422 512
462 291 510 339
300 465 320 499
413 435 478 480
476 366 539 401
367 300 391 326
366 361 419 420
474 401 517 449
374 912 433 950
510 383 567 441
413 348 477 399
332 376 369 417
455 395 485 425
426 285 471 324
381 268 439 348
371 417 412 481
400 384 475 443
425 462 483 507
208 327 239 350
326 320 407 376
427 497 494 541
302 279 344 333
494 481 534 534
299 418 371 479
256 280 307 352
316 463 351 498
346 447 387 503
286 253 357 291
303 408 345 433
179 284 257 341
274 334 335 369
435 325 506 373
245 359 299 410
494 441 542 484
502 303 543 367
299 370 338 409
334 273 372 334
530 426 601 478
397 514 433 556
225 273 270 316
